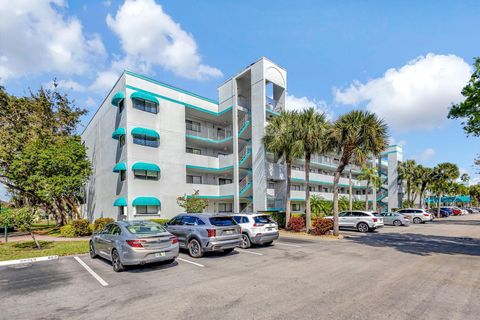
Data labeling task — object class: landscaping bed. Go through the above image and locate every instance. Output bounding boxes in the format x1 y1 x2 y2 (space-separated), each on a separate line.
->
0 240 89 261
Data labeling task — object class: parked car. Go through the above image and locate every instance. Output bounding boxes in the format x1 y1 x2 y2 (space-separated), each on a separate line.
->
231 213 279 248
165 214 242 258
396 208 433 224
428 208 450 217
90 220 179 272
444 207 463 216
326 211 384 232
376 212 410 226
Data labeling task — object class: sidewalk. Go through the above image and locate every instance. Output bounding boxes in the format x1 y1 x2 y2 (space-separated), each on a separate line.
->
0 232 89 243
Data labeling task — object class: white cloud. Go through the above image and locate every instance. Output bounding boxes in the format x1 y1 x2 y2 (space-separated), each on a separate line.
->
104 0 222 81
334 53 472 131
415 148 435 163
89 70 121 93
85 97 97 108
286 94 334 120
388 137 407 147
0 0 106 82
102 0 112 7
46 79 87 92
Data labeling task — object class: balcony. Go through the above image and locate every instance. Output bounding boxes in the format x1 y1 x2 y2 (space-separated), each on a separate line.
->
291 169 368 188
266 162 286 181
185 153 234 170
186 124 233 142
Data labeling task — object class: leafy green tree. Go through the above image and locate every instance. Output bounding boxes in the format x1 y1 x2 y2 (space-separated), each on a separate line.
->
461 173 470 184
398 159 417 206
431 163 460 217
414 166 433 209
325 111 388 235
448 57 480 136
469 185 480 206
297 108 329 230
358 165 381 210
263 111 303 225
177 190 208 213
6 207 41 248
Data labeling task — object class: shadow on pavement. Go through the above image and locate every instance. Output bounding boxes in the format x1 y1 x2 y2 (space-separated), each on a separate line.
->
344 232 480 257
433 218 480 226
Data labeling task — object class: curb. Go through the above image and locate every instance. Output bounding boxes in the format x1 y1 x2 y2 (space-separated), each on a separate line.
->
0 255 59 267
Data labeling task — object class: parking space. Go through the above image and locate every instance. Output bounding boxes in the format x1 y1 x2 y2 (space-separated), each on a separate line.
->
2 215 480 320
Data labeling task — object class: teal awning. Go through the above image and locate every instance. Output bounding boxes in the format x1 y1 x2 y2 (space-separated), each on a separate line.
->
112 127 126 139
113 197 127 206
132 162 160 172
131 127 160 139
111 92 125 106
132 196 161 206
131 91 158 104
113 162 127 172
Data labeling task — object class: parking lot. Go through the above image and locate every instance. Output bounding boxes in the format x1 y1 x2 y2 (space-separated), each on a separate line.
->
1 214 480 320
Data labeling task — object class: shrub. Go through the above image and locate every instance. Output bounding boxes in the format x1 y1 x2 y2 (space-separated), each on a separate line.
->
269 212 285 228
286 216 305 232
93 217 115 232
309 218 334 236
150 218 170 225
70 219 92 236
60 225 76 237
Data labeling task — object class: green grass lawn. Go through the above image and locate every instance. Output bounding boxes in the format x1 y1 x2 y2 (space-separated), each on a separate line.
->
0 240 89 261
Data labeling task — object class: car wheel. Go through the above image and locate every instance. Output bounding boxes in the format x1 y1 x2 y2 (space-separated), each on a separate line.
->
222 248 235 254
240 233 251 249
393 220 402 227
357 222 369 233
111 249 124 272
413 217 422 224
188 239 204 258
263 241 273 246
89 241 97 259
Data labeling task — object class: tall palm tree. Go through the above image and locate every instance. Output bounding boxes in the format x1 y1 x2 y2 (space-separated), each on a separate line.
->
432 162 460 217
415 165 433 209
358 165 380 210
263 111 303 225
297 108 329 230
326 110 388 236
398 159 417 207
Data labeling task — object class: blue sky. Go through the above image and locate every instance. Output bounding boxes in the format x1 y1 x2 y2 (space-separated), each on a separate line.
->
1 0 479 199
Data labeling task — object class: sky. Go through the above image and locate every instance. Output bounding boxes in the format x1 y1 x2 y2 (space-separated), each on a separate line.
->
1 0 479 199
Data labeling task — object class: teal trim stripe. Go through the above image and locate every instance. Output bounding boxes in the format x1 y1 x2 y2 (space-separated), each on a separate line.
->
187 195 234 199
238 120 251 136
186 134 233 144
132 196 161 206
239 182 253 195
125 70 219 104
266 109 280 116
238 151 252 167
186 165 233 172
126 85 232 117
290 177 367 189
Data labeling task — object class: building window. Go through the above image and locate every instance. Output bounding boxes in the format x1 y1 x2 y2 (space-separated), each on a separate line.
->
132 98 158 114
133 135 159 147
118 99 125 113
120 170 126 181
119 135 126 147
118 206 126 216
309 186 316 192
186 120 201 132
136 205 159 215
134 170 159 180
186 175 202 184
292 184 301 191
268 182 275 189
218 203 233 213
323 187 328 192
219 178 232 185
291 203 301 211
186 147 202 155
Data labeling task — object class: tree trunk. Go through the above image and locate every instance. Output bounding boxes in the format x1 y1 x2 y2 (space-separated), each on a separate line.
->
373 185 377 211
285 160 292 227
305 154 312 231
349 169 353 210
407 182 411 206
437 193 442 218
333 169 341 236
365 181 370 210
30 230 41 249
53 200 67 226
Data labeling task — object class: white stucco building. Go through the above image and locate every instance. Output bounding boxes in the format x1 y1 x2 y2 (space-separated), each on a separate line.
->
81 57 403 221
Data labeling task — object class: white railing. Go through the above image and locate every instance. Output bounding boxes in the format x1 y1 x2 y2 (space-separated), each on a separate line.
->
186 124 232 140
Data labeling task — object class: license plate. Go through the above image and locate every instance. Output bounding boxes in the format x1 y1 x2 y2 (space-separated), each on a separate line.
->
267 228 273 231
155 252 166 258
224 230 234 235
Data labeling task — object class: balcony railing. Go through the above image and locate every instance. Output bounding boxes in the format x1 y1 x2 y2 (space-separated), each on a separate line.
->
186 124 233 141
238 114 251 133
239 175 252 193
266 96 283 113
239 145 252 163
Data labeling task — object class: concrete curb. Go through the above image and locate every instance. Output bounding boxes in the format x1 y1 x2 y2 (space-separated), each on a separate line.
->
0 255 59 267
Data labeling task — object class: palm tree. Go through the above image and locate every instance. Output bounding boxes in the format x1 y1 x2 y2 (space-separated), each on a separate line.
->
414 165 433 209
326 110 388 236
432 162 460 217
358 165 381 210
297 108 329 230
263 111 303 225
398 159 417 207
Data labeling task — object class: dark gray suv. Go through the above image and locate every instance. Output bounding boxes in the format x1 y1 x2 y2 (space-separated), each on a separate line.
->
165 214 242 258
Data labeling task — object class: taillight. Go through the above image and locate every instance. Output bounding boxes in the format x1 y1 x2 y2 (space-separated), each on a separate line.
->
126 239 146 248
207 229 216 237
253 223 264 227
170 236 178 244
423 214 429 217
404 216 410 220
372 218 378 222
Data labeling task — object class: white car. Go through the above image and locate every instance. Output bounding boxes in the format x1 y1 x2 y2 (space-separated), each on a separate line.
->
328 211 384 232
232 213 279 248
396 208 433 224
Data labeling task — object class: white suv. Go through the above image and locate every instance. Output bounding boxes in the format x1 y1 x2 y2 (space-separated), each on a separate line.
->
396 208 433 224
232 213 279 248
328 211 384 232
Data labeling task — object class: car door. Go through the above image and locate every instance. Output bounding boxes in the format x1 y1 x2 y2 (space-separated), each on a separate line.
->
181 216 197 243
166 216 186 247
339 212 353 228
104 224 122 255
96 224 113 258
383 213 393 225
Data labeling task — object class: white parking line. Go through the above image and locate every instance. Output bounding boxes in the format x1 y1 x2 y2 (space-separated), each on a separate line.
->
74 256 109 287
177 257 205 268
236 249 264 256
0 255 58 267
275 242 302 248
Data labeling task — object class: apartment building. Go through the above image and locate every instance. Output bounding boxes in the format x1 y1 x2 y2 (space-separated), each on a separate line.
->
81 57 403 221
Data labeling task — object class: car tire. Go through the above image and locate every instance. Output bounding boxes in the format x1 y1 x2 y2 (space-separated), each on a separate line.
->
413 217 422 224
264 241 273 246
188 239 204 258
393 220 402 227
222 248 235 255
240 233 251 249
89 241 97 259
357 222 369 233
111 249 124 272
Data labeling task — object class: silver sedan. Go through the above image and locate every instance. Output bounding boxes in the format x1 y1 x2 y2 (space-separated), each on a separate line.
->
90 220 180 272
377 212 410 226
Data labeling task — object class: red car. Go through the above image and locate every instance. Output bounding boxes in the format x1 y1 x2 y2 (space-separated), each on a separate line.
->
452 208 462 216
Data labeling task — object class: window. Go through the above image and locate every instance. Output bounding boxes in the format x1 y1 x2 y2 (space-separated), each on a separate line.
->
218 203 233 213
268 182 275 189
291 203 301 211
134 170 159 180
133 135 159 147
125 221 166 234
118 99 125 113
186 120 201 132
136 205 159 215
219 178 232 185
120 170 126 181
292 185 301 191
232 216 241 224
323 187 328 192
186 175 202 184
119 134 126 147
118 206 125 216
309 186 316 192
209 216 236 226
186 147 202 155
168 217 184 226
253 215 274 224
181 216 198 226
110 225 121 235
132 98 158 114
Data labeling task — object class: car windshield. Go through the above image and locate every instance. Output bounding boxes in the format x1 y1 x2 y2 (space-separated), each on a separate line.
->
253 215 274 224
209 217 236 226
125 221 166 235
